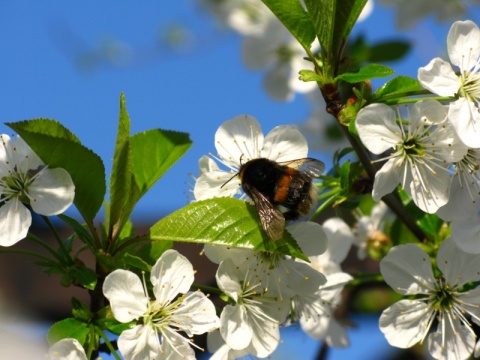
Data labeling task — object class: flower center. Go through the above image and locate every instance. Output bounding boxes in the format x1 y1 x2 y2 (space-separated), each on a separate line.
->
401 137 426 157
0 169 37 204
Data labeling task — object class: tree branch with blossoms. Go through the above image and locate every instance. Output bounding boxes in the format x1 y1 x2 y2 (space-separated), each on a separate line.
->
2 1 480 360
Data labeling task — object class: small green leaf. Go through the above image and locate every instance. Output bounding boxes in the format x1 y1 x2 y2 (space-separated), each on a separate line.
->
372 75 423 101
47 318 89 346
109 93 134 240
58 214 96 248
262 0 316 49
7 120 106 222
131 129 192 197
305 0 335 59
336 64 394 83
149 198 307 261
299 69 322 82
305 0 367 67
71 298 93 323
123 253 152 272
71 266 97 290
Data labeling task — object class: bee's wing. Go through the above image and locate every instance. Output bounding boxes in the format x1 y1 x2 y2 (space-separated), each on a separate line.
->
244 183 285 241
280 158 325 178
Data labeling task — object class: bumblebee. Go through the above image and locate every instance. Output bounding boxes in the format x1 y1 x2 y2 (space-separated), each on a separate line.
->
235 157 324 241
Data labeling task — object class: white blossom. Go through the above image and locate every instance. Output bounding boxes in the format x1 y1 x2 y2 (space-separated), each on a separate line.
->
0 134 75 246
379 239 480 359
102 249 220 360
356 100 466 213
418 20 480 148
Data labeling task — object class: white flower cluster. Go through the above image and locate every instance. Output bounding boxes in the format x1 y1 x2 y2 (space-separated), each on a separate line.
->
356 20 480 253
354 19 480 360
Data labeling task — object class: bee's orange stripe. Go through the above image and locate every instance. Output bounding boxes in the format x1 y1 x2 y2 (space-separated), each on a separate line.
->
274 168 295 203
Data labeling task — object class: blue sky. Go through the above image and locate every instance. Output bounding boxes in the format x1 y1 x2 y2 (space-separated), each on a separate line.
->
2 2 477 221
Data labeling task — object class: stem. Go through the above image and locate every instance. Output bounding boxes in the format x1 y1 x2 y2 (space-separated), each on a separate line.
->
315 341 329 360
95 327 122 360
41 216 73 263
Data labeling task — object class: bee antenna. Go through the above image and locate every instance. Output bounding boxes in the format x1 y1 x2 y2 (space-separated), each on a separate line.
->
221 154 245 189
221 172 238 188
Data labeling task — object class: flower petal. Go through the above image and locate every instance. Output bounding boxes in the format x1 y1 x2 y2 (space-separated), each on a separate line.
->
447 20 480 69
418 58 459 96
427 317 475 360
380 244 435 295
436 237 480 286
215 115 264 166
29 167 75 215
372 159 401 201
216 258 244 301
220 304 252 351
151 249 195 304
0 199 31 247
356 103 400 154
118 325 161 360
379 299 431 348
448 98 480 149
102 269 148 323
261 125 308 162
287 222 327 257
172 291 220 336
48 338 87 360
193 170 240 200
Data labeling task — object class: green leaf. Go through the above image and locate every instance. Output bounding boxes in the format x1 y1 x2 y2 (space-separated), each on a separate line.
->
261 0 316 49
131 129 192 197
109 93 134 240
7 120 106 222
372 75 423 101
47 318 89 346
331 0 368 59
305 0 367 66
6 118 81 143
149 198 307 261
305 0 335 59
336 64 394 83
